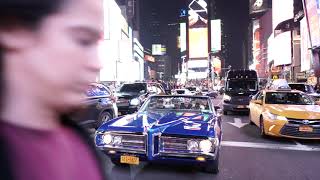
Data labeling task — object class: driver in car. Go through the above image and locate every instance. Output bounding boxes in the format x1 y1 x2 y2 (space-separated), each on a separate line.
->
180 99 193 109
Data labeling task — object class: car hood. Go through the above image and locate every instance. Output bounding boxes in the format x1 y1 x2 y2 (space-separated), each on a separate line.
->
99 112 215 137
265 104 320 119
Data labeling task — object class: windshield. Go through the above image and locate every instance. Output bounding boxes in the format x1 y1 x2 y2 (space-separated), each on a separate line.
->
86 85 110 97
227 80 257 91
265 92 315 105
119 83 146 93
140 96 212 114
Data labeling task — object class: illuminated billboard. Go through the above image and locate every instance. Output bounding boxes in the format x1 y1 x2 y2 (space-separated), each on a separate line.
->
300 17 312 71
189 28 208 58
210 19 221 52
152 44 166 56
272 0 293 66
249 0 269 15
180 23 187 53
305 0 320 47
188 0 208 59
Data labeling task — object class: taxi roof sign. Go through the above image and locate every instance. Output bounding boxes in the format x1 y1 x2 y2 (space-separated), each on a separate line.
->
268 79 290 90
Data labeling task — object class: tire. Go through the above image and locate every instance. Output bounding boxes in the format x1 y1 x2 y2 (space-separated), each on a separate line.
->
97 111 113 127
203 151 220 174
259 116 267 137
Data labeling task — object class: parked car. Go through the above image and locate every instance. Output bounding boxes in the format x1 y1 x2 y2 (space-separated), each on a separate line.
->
95 95 222 173
116 82 165 115
71 83 118 128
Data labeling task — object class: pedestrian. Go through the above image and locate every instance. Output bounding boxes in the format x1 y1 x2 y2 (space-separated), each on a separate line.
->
0 0 107 180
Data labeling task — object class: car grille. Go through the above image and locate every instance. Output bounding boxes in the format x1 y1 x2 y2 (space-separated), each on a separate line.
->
287 118 320 126
104 132 147 153
117 98 129 106
280 125 320 138
159 136 205 156
230 96 250 105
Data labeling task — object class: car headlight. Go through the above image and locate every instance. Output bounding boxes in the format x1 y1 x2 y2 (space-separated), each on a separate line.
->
199 140 213 153
265 111 287 121
223 95 231 101
130 98 140 106
187 140 199 151
113 136 122 146
102 134 113 144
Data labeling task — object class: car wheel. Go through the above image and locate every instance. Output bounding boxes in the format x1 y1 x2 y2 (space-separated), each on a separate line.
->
98 111 113 127
203 151 220 174
259 116 267 137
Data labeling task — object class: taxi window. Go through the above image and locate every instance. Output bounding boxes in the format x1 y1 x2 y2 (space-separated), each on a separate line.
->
265 92 315 105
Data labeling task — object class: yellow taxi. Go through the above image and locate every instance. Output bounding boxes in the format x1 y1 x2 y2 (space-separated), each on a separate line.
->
249 88 320 139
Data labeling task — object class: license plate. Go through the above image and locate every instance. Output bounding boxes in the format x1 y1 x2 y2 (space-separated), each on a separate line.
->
120 155 139 165
237 105 246 108
299 126 313 132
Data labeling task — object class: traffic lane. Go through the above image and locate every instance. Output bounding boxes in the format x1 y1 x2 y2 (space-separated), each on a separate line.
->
213 96 320 146
104 146 320 180
221 114 296 145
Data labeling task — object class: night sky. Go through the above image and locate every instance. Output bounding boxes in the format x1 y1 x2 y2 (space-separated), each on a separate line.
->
142 0 249 69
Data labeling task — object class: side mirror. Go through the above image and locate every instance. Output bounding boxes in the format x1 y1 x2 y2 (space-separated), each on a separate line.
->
252 100 262 105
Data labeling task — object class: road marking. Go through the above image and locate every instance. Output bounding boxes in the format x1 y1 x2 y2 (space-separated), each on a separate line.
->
227 118 249 128
221 141 320 152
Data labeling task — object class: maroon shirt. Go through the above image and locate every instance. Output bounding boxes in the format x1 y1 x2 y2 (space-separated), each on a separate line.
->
1 121 103 180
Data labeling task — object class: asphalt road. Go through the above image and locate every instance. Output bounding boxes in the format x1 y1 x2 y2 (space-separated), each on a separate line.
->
98 96 320 180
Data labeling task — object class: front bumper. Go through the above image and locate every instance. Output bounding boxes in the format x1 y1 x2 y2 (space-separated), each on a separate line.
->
101 147 218 166
223 103 249 112
263 118 320 139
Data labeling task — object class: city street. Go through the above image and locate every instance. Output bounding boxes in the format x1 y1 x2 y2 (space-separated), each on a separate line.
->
98 96 320 180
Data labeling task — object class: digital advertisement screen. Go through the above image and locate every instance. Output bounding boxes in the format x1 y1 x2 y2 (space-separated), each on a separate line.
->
272 0 293 29
300 17 312 71
273 32 292 66
272 0 293 65
188 0 208 59
189 28 208 58
210 19 221 52
249 0 269 15
180 23 187 53
305 0 320 47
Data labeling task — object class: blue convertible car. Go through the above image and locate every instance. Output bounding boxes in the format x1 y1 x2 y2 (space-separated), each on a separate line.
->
95 95 222 173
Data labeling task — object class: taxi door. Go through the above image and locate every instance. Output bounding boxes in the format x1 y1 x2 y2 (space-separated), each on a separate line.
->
249 92 264 125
